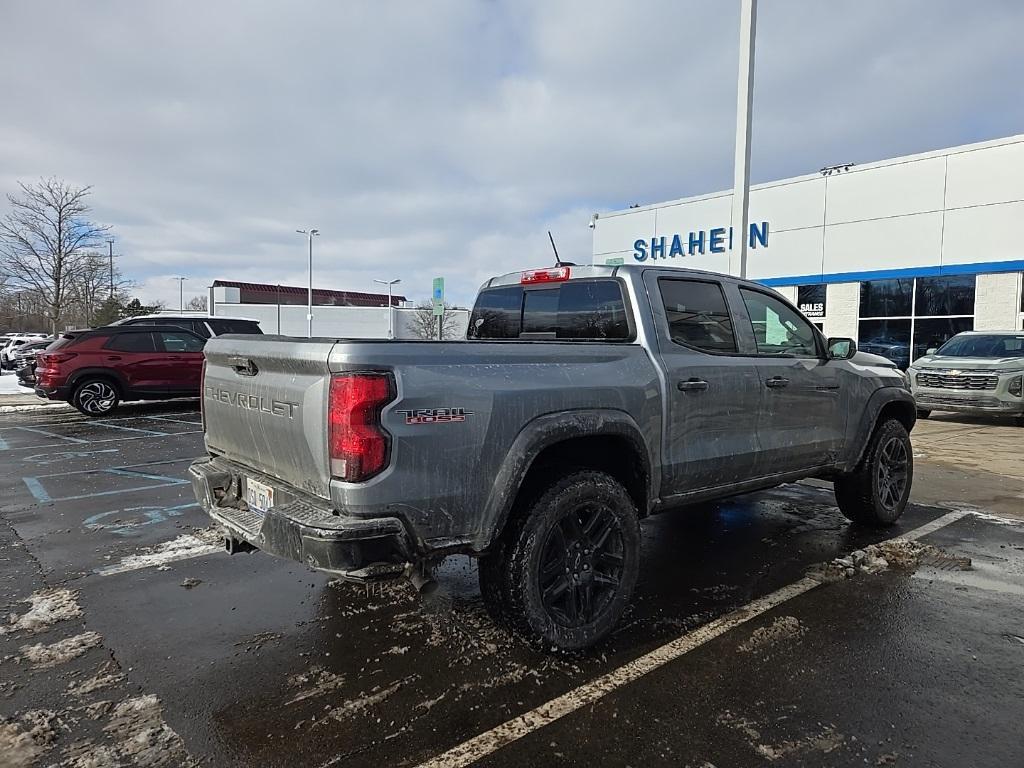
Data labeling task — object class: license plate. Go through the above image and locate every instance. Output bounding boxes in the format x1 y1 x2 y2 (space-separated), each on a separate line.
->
245 477 274 513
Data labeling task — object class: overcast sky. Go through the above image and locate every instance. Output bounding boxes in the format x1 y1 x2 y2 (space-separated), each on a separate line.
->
2 1 1022 307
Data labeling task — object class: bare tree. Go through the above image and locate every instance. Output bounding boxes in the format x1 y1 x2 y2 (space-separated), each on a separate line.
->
185 295 208 312
0 178 110 333
406 299 462 340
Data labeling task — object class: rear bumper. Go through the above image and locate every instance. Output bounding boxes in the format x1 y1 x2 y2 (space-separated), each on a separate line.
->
188 455 415 578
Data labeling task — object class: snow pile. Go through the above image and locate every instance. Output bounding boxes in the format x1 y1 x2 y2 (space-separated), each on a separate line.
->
2 588 81 635
808 539 971 583
0 374 30 395
0 710 58 768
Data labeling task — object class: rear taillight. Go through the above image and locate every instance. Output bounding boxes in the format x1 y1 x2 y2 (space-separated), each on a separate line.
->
200 360 207 428
41 352 77 367
521 266 570 284
328 373 394 482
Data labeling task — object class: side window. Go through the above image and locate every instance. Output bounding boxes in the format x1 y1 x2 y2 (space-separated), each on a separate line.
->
553 280 629 340
158 331 205 353
105 332 157 352
191 321 212 338
468 286 524 339
740 289 819 358
657 278 737 353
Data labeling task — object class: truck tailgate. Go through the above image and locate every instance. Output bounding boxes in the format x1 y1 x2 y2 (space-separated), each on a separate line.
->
202 336 337 498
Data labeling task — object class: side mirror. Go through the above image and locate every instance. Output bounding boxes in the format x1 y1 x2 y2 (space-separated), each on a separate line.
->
827 337 857 360
926 347 938 356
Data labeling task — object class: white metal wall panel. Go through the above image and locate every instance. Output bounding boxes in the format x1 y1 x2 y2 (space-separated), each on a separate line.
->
593 209 656 256
825 158 946 225
941 201 1024 267
945 141 1024 209
823 212 943 275
746 226 823 281
653 195 732 238
750 177 826 232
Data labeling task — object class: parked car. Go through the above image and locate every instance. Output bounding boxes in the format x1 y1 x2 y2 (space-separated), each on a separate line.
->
908 331 1024 424
190 264 916 650
35 325 207 416
1 334 50 369
11 339 54 387
112 314 262 338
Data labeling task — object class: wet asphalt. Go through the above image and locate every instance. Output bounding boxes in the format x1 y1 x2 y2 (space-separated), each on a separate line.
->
1 403 1022 767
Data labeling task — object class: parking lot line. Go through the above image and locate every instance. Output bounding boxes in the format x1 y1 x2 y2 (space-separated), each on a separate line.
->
0 431 202 453
415 509 970 768
13 425 88 444
90 421 169 437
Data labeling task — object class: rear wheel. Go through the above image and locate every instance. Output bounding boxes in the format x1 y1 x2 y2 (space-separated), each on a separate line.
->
834 418 913 527
478 470 641 650
72 378 120 417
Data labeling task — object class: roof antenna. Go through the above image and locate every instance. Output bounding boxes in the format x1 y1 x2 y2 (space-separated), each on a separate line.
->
548 231 576 267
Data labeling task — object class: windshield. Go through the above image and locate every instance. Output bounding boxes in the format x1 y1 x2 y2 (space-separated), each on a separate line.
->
934 334 1024 358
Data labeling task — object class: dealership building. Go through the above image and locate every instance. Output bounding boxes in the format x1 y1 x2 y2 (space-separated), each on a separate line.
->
592 133 1024 368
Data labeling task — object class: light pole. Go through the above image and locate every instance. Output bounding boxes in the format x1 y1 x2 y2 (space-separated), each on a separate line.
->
730 0 758 279
107 239 116 298
374 279 401 339
296 229 319 337
173 277 188 311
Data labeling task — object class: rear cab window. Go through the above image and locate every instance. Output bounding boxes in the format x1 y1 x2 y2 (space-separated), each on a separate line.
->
469 279 631 341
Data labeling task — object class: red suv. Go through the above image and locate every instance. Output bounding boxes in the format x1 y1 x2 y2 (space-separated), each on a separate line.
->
35 325 207 416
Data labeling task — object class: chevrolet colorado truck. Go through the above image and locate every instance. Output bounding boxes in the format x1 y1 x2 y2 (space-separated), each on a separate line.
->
190 265 916 649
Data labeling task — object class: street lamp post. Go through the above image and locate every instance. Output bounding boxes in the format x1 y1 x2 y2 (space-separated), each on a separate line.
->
173 277 188 311
730 0 758 279
296 229 320 337
374 279 401 339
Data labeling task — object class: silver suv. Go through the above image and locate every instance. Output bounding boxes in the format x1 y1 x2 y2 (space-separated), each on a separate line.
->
909 331 1024 424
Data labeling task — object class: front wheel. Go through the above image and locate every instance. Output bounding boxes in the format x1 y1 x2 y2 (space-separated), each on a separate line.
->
478 470 641 650
834 418 913 527
72 378 120 417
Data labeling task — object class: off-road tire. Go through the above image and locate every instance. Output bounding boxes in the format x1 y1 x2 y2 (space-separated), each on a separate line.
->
916 409 931 419
478 470 641 651
71 377 120 417
834 418 913 527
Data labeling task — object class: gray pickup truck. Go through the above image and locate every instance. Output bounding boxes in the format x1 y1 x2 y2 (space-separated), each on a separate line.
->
190 264 916 649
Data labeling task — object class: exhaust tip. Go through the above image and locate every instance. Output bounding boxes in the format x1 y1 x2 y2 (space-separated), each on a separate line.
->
409 568 438 595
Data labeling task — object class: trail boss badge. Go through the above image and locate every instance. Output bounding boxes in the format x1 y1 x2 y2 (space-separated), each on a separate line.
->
396 407 473 425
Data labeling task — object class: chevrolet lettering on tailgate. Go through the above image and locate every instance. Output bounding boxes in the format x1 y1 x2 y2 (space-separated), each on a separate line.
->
204 387 298 418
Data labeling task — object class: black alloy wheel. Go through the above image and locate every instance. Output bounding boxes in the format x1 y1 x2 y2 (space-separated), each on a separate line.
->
537 502 625 629
876 435 910 512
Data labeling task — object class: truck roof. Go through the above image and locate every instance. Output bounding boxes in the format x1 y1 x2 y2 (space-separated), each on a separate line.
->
482 262 753 290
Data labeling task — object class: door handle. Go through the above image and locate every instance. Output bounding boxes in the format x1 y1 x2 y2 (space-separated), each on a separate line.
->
678 378 709 392
765 376 790 389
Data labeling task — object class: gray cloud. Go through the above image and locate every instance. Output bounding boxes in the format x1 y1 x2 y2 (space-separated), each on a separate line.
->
2 0 1022 307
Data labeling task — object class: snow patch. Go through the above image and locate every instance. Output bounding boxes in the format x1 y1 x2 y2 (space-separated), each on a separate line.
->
3 588 81 635
21 631 103 667
95 528 222 576
739 616 805 653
